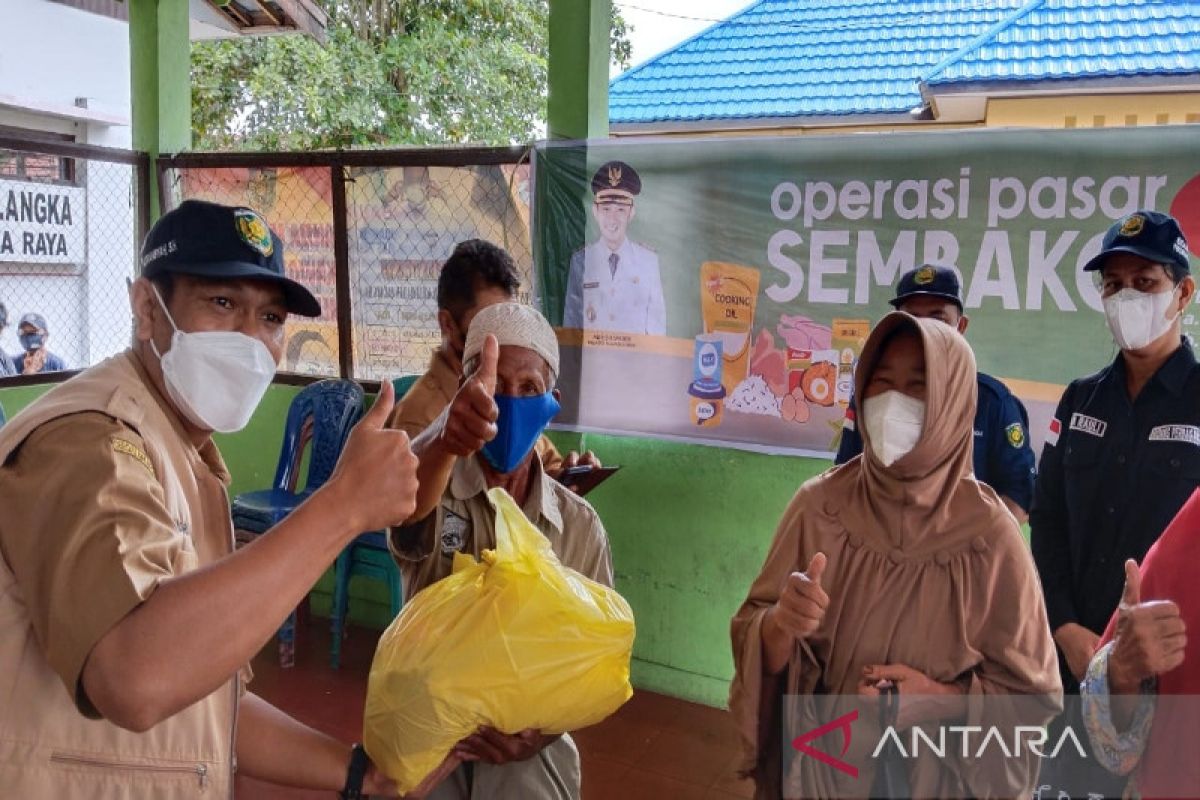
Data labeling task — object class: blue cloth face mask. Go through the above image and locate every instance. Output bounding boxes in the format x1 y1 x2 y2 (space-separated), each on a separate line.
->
482 392 561 474
19 333 44 351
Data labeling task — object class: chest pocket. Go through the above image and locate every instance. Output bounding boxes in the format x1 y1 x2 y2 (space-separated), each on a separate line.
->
1061 432 1105 472
1145 439 1200 481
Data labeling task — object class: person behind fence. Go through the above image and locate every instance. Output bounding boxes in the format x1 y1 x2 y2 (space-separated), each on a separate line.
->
1030 209 1198 797
387 239 600 480
730 312 1061 800
14 311 67 374
1080 488 1196 800
834 263 1035 523
0 199 422 797
0 301 15 377
563 160 667 337
391 301 613 799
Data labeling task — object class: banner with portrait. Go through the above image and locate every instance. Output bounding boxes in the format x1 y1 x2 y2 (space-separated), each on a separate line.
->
533 127 1200 456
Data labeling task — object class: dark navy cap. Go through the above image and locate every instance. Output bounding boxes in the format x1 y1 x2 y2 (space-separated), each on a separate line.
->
591 161 641 204
18 312 48 332
1083 209 1191 276
140 199 321 317
890 264 963 311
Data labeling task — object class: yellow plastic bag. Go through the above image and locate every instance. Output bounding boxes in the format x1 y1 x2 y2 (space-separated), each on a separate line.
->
363 487 635 791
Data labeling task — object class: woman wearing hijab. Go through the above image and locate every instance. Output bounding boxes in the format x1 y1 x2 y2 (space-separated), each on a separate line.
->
1081 489 1197 799
729 312 1061 799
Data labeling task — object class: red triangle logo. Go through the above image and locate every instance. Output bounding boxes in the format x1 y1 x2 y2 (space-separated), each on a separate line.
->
790 709 860 778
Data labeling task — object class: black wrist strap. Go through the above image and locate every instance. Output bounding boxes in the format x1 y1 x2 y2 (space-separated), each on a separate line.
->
340 743 368 800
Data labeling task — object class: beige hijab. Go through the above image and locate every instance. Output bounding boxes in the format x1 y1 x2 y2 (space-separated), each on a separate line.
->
728 313 1060 799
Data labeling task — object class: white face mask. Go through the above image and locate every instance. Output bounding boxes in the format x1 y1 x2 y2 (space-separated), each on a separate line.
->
1103 285 1180 352
150 287 277 433
862 389 926 467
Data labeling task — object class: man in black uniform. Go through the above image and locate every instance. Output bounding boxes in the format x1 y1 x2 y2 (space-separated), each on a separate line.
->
1031 209 1197 796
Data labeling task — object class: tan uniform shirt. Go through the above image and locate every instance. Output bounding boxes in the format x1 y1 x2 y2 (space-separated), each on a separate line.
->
391 454 613 599
0 352 242 798
387 349 565 474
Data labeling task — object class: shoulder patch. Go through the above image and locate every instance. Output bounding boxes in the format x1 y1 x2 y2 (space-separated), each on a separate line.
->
110 437 155 476
1005 422 1026 449
1046 417 1061 447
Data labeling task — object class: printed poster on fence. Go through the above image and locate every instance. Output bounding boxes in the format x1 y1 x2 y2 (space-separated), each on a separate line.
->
533 126 1200 457
176 163 533 380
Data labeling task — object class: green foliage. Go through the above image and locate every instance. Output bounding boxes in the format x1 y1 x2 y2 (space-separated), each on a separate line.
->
191 0 632 150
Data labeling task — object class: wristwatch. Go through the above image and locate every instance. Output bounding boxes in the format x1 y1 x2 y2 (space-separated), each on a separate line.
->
340 743 368 800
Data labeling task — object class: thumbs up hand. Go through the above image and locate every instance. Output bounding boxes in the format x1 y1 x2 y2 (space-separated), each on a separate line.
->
325 379 421 531
1110 559 1188 692
770 552 830 641
438 334 500 457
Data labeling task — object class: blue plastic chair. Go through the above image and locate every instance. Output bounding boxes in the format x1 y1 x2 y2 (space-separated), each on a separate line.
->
329 531 404 668
231 379 364 533
231 379 364 667
328 377 417 668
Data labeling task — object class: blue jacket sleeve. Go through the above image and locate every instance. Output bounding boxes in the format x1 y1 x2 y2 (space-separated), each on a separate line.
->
986 389 1036 512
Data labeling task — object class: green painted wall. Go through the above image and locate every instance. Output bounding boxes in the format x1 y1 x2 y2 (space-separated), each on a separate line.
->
544 430 825 707
0 384 59 418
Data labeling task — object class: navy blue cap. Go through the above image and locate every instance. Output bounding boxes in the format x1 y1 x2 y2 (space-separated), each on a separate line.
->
1083 209 1191 275
890 264 963 311
140 199 321 317
18 312 47 331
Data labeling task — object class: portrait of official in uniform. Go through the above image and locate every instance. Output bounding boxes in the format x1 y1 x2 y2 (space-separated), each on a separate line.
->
563 160 667 336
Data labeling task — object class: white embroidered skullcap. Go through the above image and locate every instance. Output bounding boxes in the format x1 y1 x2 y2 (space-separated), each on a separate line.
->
462 302 560 382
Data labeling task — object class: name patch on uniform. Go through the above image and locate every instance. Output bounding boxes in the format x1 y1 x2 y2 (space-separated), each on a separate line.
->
1069 413 1107 438
110 437 154 476
1149 424 1200 446
583 282 600 290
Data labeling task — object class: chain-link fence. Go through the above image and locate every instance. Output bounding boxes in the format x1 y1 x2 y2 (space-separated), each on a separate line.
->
0 135 148 380
159 149 534 383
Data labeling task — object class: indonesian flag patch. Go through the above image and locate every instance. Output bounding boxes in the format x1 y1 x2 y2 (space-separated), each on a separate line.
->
1046 417 1061 447
842 407 856 432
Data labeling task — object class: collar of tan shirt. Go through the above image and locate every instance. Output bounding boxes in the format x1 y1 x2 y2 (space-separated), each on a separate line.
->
124 351 231 485
448 451 564 536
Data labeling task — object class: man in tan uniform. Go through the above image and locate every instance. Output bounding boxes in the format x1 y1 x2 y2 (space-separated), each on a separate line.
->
387 238 599 479
0 200 422 798
393 302 613 799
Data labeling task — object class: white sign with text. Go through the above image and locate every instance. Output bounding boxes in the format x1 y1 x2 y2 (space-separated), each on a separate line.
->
0 178 86 265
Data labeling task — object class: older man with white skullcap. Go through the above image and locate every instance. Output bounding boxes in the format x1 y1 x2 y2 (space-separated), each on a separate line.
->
391 302 613 800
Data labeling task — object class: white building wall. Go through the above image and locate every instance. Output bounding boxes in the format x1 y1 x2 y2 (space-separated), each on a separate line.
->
0 0 134 370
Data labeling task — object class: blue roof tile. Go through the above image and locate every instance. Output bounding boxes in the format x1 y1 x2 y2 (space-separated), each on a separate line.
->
610 0 1200 125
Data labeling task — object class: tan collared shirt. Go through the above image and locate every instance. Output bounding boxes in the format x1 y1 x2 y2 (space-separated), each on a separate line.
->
0 351 241 797
387 349 565 474
391 454 613 599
